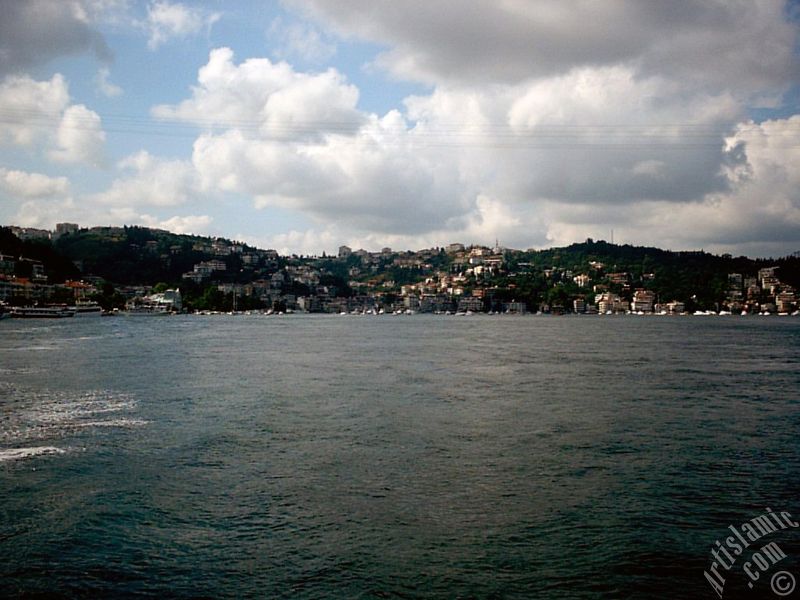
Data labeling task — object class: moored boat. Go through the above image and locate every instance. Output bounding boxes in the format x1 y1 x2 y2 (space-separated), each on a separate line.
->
70 301 103 317
11 305 76 318
120 304 171 316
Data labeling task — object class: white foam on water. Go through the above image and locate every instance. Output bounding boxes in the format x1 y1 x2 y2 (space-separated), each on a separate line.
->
0 388 145 445
13 345 61 351
28 395 137 424
0 367 45 375
75 418 148 428
0 446 65 462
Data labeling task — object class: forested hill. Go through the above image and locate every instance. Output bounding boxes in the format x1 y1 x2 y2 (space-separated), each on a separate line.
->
509 239 800 308
0 227 80 282
1 225 798 299
52 226 254 284
0 226 263 285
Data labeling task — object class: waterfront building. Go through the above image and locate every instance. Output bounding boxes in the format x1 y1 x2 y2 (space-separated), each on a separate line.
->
632 289 656 313
776 291 796 313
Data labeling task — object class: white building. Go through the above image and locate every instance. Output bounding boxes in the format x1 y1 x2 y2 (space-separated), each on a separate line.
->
632 289 655 313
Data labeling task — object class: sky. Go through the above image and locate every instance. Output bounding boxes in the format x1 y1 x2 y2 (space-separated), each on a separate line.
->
0 0 799 257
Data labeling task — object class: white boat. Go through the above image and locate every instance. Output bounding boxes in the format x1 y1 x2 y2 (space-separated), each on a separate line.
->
70 301 103 317
121 306 171 316
11 305 76 318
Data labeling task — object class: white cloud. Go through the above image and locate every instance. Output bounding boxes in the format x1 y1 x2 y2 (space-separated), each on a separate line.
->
0 74 70 147
268 17 336 64
93 150 197 206
143 213 213 235
141 41 799 256
13 198 78 229
0 74 107 167
518 116 800 255
145 0 220 50
241 194 546 256
1 2 795 257
49 104 107 167
191 113 468 236
153 47 363 140
0 168 70 199
95 67 123 97
247 228 340 256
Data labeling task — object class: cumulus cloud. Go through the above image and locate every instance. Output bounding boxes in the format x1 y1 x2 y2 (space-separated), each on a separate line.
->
153 47 363 139
680 117 800 250
291 0 799 94
95 67 123 97
268 17 336 64
0 74 70 147
49 104 107 166
245 228 340 257
0 0 113 75
13 198 78 228
244 193 548 256
514 116 800 256
151 50 467 234
11 198 214 237
0 74 107 167
1 1 794 257
271 2 799 255
139 38 799 256
191 113 468 235
0 168 70 199
143 213 213 235
145 0 220 50
493 66 742 203
94 150 197 207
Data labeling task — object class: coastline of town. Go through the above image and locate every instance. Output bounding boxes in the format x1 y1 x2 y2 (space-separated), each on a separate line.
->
2 223 799 319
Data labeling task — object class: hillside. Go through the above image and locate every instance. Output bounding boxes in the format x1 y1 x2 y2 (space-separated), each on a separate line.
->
1 225 799 313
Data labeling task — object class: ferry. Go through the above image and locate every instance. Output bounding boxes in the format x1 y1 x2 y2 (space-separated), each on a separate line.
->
120 304 171 316
70 301 103 317
11 305 76 318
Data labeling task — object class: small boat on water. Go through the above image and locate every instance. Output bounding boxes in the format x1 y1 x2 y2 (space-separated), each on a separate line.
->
11 305 76 318
122 289 180 316
70 301 103 317
120 305 171 316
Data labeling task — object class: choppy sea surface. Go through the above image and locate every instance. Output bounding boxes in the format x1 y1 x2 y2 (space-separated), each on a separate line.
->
1 314 799 599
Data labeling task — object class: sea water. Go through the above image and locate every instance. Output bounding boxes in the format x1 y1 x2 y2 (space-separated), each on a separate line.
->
1 315 799 598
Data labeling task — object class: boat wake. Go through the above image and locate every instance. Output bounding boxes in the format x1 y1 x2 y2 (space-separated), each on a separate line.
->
0 446 65 463
0 386 147 457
